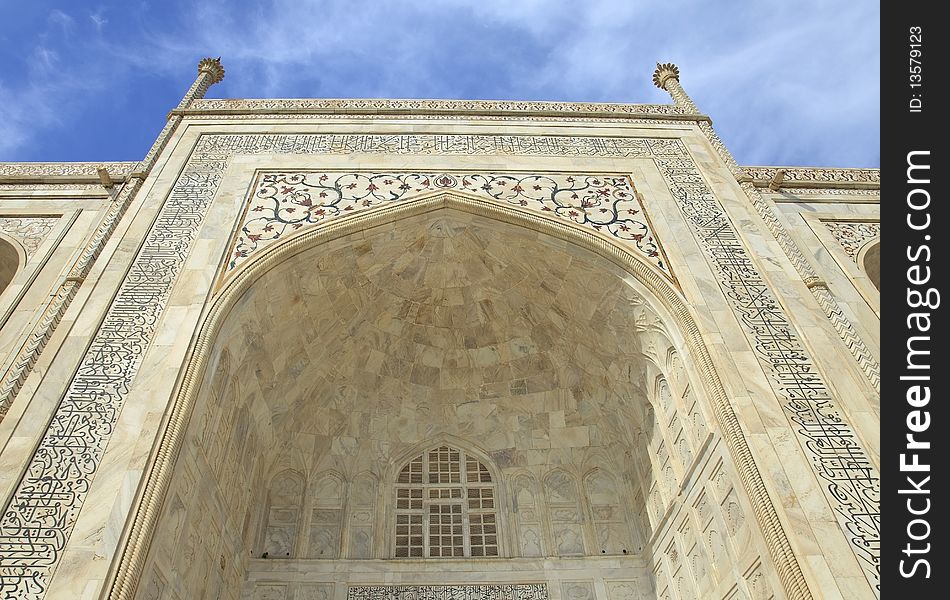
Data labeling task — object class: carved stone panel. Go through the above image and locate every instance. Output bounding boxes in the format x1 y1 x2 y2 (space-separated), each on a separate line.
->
823 221 880 263
0 216 59 260
253 584 290 600
560 581 594 600
297 583 334 600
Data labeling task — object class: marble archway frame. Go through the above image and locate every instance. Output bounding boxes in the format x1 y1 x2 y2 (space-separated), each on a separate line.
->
0 131 878 600
105 190 812 600
804 215 881 316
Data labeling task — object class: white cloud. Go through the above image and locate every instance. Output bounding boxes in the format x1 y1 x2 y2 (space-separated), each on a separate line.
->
32 46 60 73
90 11 108 31
0 76 66 157
0 85 31 157
48 8 75 33
0 12 116 159
0 0 879 166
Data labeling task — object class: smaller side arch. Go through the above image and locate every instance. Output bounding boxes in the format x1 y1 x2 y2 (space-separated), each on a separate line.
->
583 467 633 555
346 471 379 558
307 470 345 559
0 233 25 299
856 237 881 291
509 472 544 558
260 469 305 558
542 468 586 556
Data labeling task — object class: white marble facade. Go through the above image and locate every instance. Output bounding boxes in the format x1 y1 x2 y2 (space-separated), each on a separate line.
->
0 61 878 600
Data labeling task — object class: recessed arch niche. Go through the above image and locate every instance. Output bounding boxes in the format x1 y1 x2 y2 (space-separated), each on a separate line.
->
0 234 23 298
114 193 805 600
857 238 881 291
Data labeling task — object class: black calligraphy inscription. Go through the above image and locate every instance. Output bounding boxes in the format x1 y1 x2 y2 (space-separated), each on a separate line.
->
652 144 879 589
347 584 548 600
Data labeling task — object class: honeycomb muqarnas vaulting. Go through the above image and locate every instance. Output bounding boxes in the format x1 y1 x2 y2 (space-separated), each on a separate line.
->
0 58 880 600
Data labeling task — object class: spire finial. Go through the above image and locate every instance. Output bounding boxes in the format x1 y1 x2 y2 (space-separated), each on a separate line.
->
652 62 680 90
197 57 225 85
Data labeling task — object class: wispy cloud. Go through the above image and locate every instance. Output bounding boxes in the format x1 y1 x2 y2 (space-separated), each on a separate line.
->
0 7 118 159
0 0 879 166
48 8 75 34
90 10 108 31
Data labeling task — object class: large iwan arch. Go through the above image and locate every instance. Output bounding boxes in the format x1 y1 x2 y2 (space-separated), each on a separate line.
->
109 193 808 600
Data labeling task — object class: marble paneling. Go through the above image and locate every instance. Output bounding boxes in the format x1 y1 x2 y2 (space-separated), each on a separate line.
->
128 210 763 600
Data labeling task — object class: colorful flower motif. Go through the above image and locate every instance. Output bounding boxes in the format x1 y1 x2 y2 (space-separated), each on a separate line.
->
231 171 667 275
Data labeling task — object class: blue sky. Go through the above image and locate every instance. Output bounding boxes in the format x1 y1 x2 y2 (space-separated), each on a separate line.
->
0 1 879 167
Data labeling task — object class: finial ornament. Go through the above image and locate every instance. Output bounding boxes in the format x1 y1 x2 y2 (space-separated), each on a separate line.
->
652 62 680 90
197 57 225 84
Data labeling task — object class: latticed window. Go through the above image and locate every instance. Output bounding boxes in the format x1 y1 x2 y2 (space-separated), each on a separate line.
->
393 446 498 558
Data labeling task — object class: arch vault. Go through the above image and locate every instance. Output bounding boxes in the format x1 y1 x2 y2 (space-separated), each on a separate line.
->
109 193 808 600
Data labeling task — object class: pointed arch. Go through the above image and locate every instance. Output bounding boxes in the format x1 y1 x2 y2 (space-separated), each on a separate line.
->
261 469 304 558
0 233 24 299
386 432 502 489
653 376 676 413
390 438 501 558
307 470 345 559
856 237 881 291
218 187 674 294
583 468 632 555
542 467 586 556
346 471 378 559
109 191 813 600
509 472 544 558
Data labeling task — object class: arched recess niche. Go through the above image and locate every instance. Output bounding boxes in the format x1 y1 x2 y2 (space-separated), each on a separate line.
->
109 192 809 600
0 233 24 299
856 238 881 291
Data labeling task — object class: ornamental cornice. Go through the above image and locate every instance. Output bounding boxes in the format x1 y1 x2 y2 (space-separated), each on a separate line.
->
776 188 880 198
740 165 880 189
184 98 700 120
0 161 138 181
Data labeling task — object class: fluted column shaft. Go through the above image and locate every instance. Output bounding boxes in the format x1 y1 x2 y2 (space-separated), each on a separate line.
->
665 78 699 113
173 57 226 112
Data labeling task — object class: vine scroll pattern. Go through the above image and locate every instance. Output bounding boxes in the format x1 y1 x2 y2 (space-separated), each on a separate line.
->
232 172 666 274
823 221 881 263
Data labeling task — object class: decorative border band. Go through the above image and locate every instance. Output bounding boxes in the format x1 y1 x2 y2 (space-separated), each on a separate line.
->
346 584 548 600
0 162 138 180
188 97 691 119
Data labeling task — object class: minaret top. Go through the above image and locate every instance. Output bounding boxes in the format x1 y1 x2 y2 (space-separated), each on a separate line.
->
652 62 680 90
198 57 225 85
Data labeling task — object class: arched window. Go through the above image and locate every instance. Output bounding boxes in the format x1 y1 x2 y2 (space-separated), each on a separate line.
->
393 445 498 558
